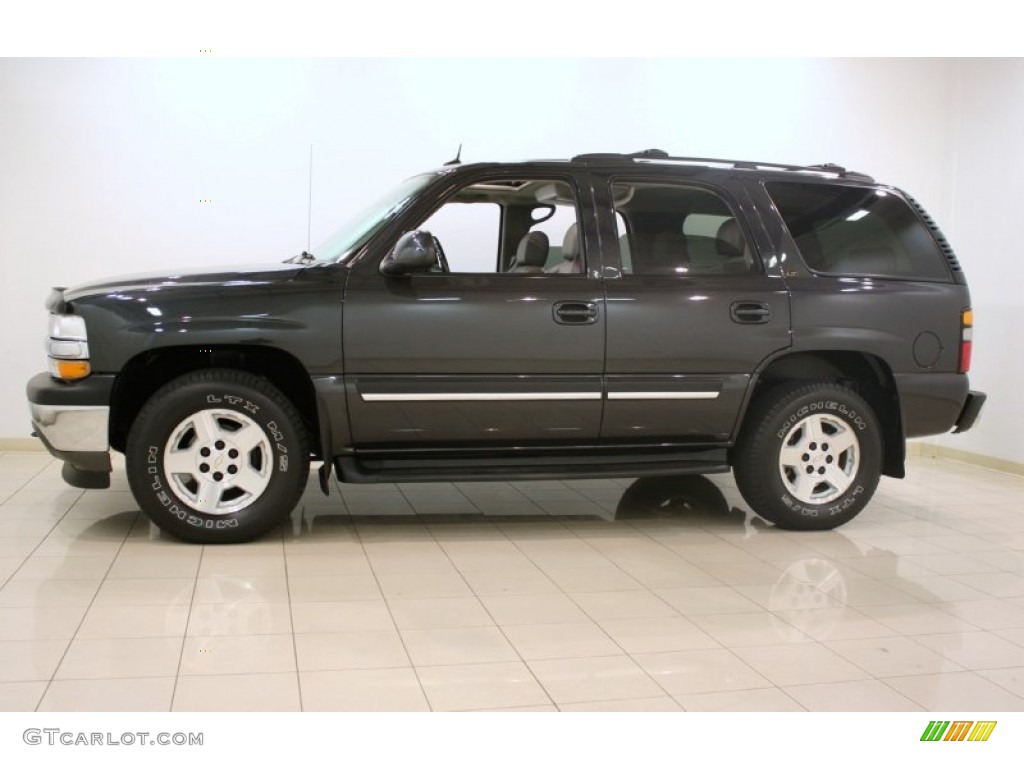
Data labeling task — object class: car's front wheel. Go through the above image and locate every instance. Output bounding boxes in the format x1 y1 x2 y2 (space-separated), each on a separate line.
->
125 368 309 543
733 382 882 530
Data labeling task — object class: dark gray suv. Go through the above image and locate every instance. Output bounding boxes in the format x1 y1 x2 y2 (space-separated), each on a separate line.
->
27 149 986 543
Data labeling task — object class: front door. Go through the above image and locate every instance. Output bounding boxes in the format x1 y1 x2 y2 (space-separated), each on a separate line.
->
342 171 606 451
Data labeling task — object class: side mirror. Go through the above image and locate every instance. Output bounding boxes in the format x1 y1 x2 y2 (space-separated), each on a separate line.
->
380 230 437 276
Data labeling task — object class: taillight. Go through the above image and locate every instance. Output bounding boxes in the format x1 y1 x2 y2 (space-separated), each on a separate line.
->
959 308 973 373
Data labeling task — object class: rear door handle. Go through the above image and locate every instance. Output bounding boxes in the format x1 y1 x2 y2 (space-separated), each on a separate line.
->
553 301 599 325
730 301 772 324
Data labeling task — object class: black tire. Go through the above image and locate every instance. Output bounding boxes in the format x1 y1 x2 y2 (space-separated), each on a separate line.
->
125 368 310 543
733 382 882 531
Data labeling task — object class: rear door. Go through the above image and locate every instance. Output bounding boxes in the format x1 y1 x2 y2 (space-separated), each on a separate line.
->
342 169 607 451
593 171 791 443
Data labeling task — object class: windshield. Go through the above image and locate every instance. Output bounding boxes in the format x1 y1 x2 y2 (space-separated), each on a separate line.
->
307 173 437 264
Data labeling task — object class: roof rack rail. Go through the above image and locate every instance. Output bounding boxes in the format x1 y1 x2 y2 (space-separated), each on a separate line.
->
569 149 874 182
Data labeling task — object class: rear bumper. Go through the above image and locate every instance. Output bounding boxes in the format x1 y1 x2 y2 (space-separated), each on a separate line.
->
26 372 113 487
953 390 987 434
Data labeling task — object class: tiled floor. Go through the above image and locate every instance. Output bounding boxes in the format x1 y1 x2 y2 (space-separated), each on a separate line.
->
1 450 1023 712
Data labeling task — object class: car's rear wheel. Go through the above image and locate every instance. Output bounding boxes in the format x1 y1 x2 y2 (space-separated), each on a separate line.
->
126 368 309 543
733 382 882 530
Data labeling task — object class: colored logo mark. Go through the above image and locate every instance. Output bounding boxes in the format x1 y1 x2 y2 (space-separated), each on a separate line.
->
921 720 997 742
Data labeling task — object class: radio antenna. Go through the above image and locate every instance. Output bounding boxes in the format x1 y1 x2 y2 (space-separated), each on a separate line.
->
444 143 462 166
307 144 313 251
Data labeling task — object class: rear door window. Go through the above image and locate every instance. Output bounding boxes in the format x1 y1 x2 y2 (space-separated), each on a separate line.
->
765 181 950 280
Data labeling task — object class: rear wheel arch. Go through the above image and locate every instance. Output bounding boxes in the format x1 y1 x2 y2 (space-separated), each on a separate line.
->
739 351 904 479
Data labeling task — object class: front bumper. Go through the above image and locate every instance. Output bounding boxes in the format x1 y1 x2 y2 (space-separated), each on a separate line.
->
953 390 987 434
26 372 113 487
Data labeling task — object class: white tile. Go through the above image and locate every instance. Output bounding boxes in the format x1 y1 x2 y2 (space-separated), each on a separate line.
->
772 607 897 642
481 593 589 625
0 579 101 607
503 622 621 660
885 671 1024 710
527 655 664 704
783 679 921 711
569 590 677 620
597 617 720 654
9 556 113 580
56 637 182 680
389 596 493 630
179 634 296 676
107 553 201 579
676 688 805 712
40 677 175 711
692 612 813 647
93 578 193 606
185 603 293 636
291 600 394 633
173 673 300 711
287 574 381 602
0 605 88 640
78 604 190 639
461 568 560 596
541 566 644 593
294 630 409 671
632 648 771 695
733 644 871 686
193 576 289 604
0 640 69 682
560 696 683 712
300 668 429 711
0 681 48 711
374 570 473 599
825 636 962 677
401 626 517 666
913 631 1024 671
417 661 550 711
977 667 1024 698
857 603 979 635
654 586 763 616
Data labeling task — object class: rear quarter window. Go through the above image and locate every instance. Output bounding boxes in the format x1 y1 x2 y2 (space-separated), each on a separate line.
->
765 181 950 281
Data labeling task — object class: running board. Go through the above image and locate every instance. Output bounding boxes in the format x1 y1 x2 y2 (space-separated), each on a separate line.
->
335 449 729 484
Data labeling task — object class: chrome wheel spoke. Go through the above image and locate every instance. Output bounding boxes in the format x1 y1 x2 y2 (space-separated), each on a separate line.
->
191 409 220 445
823 465 853 494
233 423 266 454
829 428 857 456
164 450 195 475
193 479 223 514
780 445 806 468
233 463 269 497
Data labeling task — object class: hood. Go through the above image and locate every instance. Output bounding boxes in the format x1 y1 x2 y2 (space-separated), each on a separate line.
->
62 262 305 302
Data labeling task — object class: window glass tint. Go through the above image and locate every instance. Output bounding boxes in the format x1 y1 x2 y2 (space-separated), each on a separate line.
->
765 181 949 280
610 182 755 275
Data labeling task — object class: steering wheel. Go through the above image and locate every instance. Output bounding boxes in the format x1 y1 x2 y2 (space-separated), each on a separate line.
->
431 235 450 273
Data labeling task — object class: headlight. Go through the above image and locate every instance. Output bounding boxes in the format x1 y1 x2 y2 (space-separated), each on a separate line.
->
46 313 91 381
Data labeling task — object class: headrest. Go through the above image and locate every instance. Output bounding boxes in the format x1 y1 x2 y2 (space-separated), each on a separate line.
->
515 231 549 267
561 223 580 261
715 219 745 257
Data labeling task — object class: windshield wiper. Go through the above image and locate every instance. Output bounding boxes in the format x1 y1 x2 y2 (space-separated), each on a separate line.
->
285 251 316 265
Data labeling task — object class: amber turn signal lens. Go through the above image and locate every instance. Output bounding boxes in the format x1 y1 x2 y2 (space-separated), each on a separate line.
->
962 309 973 327
53 360 91 380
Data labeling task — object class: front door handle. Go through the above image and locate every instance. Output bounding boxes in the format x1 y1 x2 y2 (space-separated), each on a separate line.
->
730 301 772 324
553 301 599 325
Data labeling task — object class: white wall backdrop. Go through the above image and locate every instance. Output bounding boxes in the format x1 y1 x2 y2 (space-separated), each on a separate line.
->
0 58 1016 463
